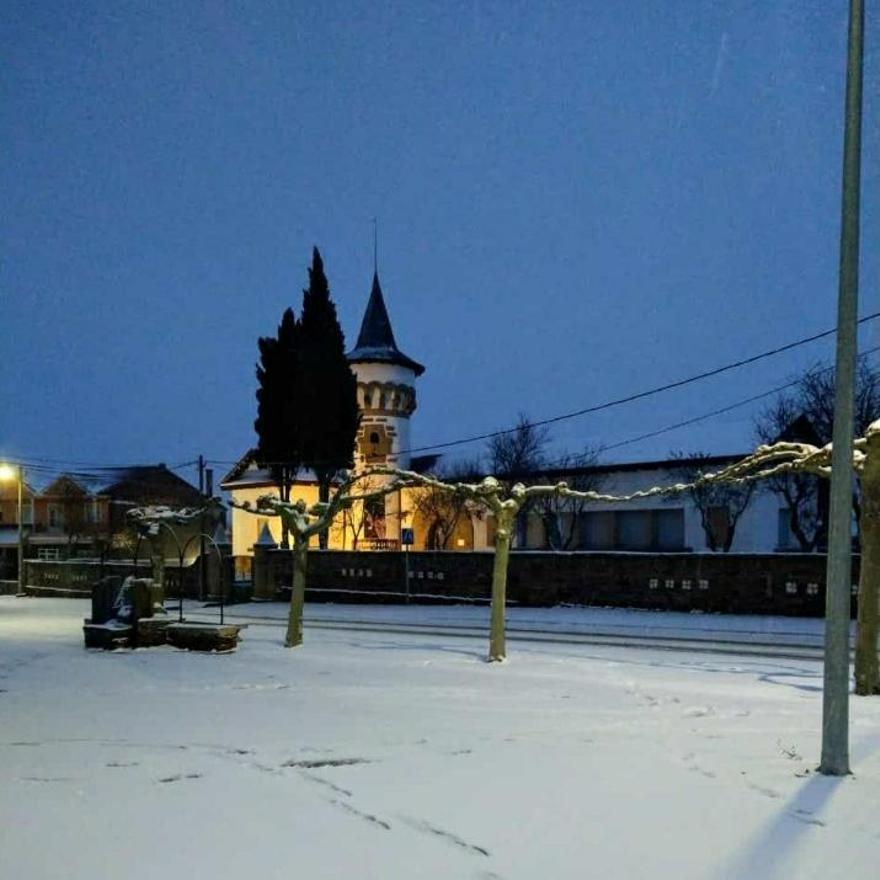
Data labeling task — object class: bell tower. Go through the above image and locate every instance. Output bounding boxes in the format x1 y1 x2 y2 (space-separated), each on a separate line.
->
347 271 425 546
347 272 425 472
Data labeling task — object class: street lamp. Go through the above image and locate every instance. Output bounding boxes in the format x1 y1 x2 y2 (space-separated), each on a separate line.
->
0 464 24 595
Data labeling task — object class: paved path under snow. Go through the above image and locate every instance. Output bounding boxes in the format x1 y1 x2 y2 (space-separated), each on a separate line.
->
184 600 847 660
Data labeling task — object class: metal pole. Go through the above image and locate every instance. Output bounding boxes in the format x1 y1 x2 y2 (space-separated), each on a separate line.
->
17 466 24 595
199 455 206 602
819 0 864 777
179 547 185 624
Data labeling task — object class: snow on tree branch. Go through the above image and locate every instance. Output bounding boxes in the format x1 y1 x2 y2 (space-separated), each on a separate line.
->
126 500 223 537
230 471 406 541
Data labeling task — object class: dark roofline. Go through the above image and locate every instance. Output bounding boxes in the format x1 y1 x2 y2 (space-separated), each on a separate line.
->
346 272 425 376
494 452 749 482
346 348 426 375
220 449 257 487
100 465 203 498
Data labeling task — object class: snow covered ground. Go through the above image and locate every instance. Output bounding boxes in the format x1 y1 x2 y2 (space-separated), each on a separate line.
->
186 600 842 649
2 596 879 880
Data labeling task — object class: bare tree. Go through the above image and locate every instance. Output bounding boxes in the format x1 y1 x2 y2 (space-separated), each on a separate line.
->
340 498 369 550
47 476 104 557
486 414 551 547
374 466 685 662
409 457 484 550
533 449 602 550
755 361 880 550
671 451 755 552
487 413 550 477
669 427 880 696
234 473 402 648
488 421 603 549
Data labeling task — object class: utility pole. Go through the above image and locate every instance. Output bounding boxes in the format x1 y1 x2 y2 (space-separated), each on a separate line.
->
17 465 24 595
820 0 864 777
198 455 207 601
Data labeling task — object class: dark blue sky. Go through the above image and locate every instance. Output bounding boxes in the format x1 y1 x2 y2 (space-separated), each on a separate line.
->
2 1 877 481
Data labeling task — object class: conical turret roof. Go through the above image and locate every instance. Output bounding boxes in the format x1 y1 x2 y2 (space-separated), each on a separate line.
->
347 272 425 376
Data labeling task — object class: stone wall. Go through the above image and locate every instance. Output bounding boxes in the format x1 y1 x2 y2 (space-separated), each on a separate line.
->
25 560 148 595
256 549 860 617
24 556 233 600
0 579 19 596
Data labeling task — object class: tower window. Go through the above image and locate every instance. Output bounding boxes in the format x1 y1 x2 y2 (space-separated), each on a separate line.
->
369 431 380 445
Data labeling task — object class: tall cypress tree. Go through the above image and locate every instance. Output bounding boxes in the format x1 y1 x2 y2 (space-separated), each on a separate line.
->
298 248 360 533
254 307 302 547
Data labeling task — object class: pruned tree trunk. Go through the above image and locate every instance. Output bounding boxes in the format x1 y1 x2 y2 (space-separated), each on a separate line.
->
149 540 165 597
489 521 512 662
285 540 308 648
317 478 330 550
855 486 880 694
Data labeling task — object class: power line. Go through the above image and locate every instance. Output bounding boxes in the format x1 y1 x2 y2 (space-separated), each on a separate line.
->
2 456 141 469
402 312 880 456
7 316 879 479
597 344 880 456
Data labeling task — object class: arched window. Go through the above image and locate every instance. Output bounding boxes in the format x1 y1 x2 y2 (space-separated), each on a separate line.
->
364 497 386 540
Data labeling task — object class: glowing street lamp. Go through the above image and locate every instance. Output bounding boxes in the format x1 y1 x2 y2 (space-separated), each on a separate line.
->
0 464 24 594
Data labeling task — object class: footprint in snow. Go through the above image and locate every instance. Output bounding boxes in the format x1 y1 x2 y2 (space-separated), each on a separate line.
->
683 706 714 718
158 773 202 784
746 781 781 799
790 809 825 827
399 816 490 857
282 757 372 769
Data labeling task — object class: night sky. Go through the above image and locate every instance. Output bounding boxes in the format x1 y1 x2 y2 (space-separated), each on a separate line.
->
2 1 877 484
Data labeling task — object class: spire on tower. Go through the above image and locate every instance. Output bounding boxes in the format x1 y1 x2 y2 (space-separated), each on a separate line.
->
346 271 425 376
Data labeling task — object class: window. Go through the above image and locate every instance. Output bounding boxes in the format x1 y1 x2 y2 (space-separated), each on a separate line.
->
777 509 795 550
707 506 731 550
579 509 684 551
37 547 60 561
655 509 685 550
525 514 545 549
364 497 386 540
580 511 614 549
485 515 497 547
48 505 63 529
617 511 652 550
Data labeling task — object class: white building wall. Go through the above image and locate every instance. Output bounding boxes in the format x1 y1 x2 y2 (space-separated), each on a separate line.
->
351 362 418 471
496 466 785 554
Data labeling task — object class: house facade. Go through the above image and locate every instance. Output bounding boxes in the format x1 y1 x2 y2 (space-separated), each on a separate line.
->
0 465 207 575
509 458 793 554
223 270 437 561
224 269 807 566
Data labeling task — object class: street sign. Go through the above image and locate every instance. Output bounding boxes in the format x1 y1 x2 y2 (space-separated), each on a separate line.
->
401 527 414 546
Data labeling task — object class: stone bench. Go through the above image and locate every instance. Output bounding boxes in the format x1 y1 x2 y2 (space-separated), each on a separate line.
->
165 623 244 653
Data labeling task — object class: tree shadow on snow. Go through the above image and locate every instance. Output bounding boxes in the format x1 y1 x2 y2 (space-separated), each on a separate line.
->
341 638 487 661
719 731 880 879
758 671 823 694
717 772 844 879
